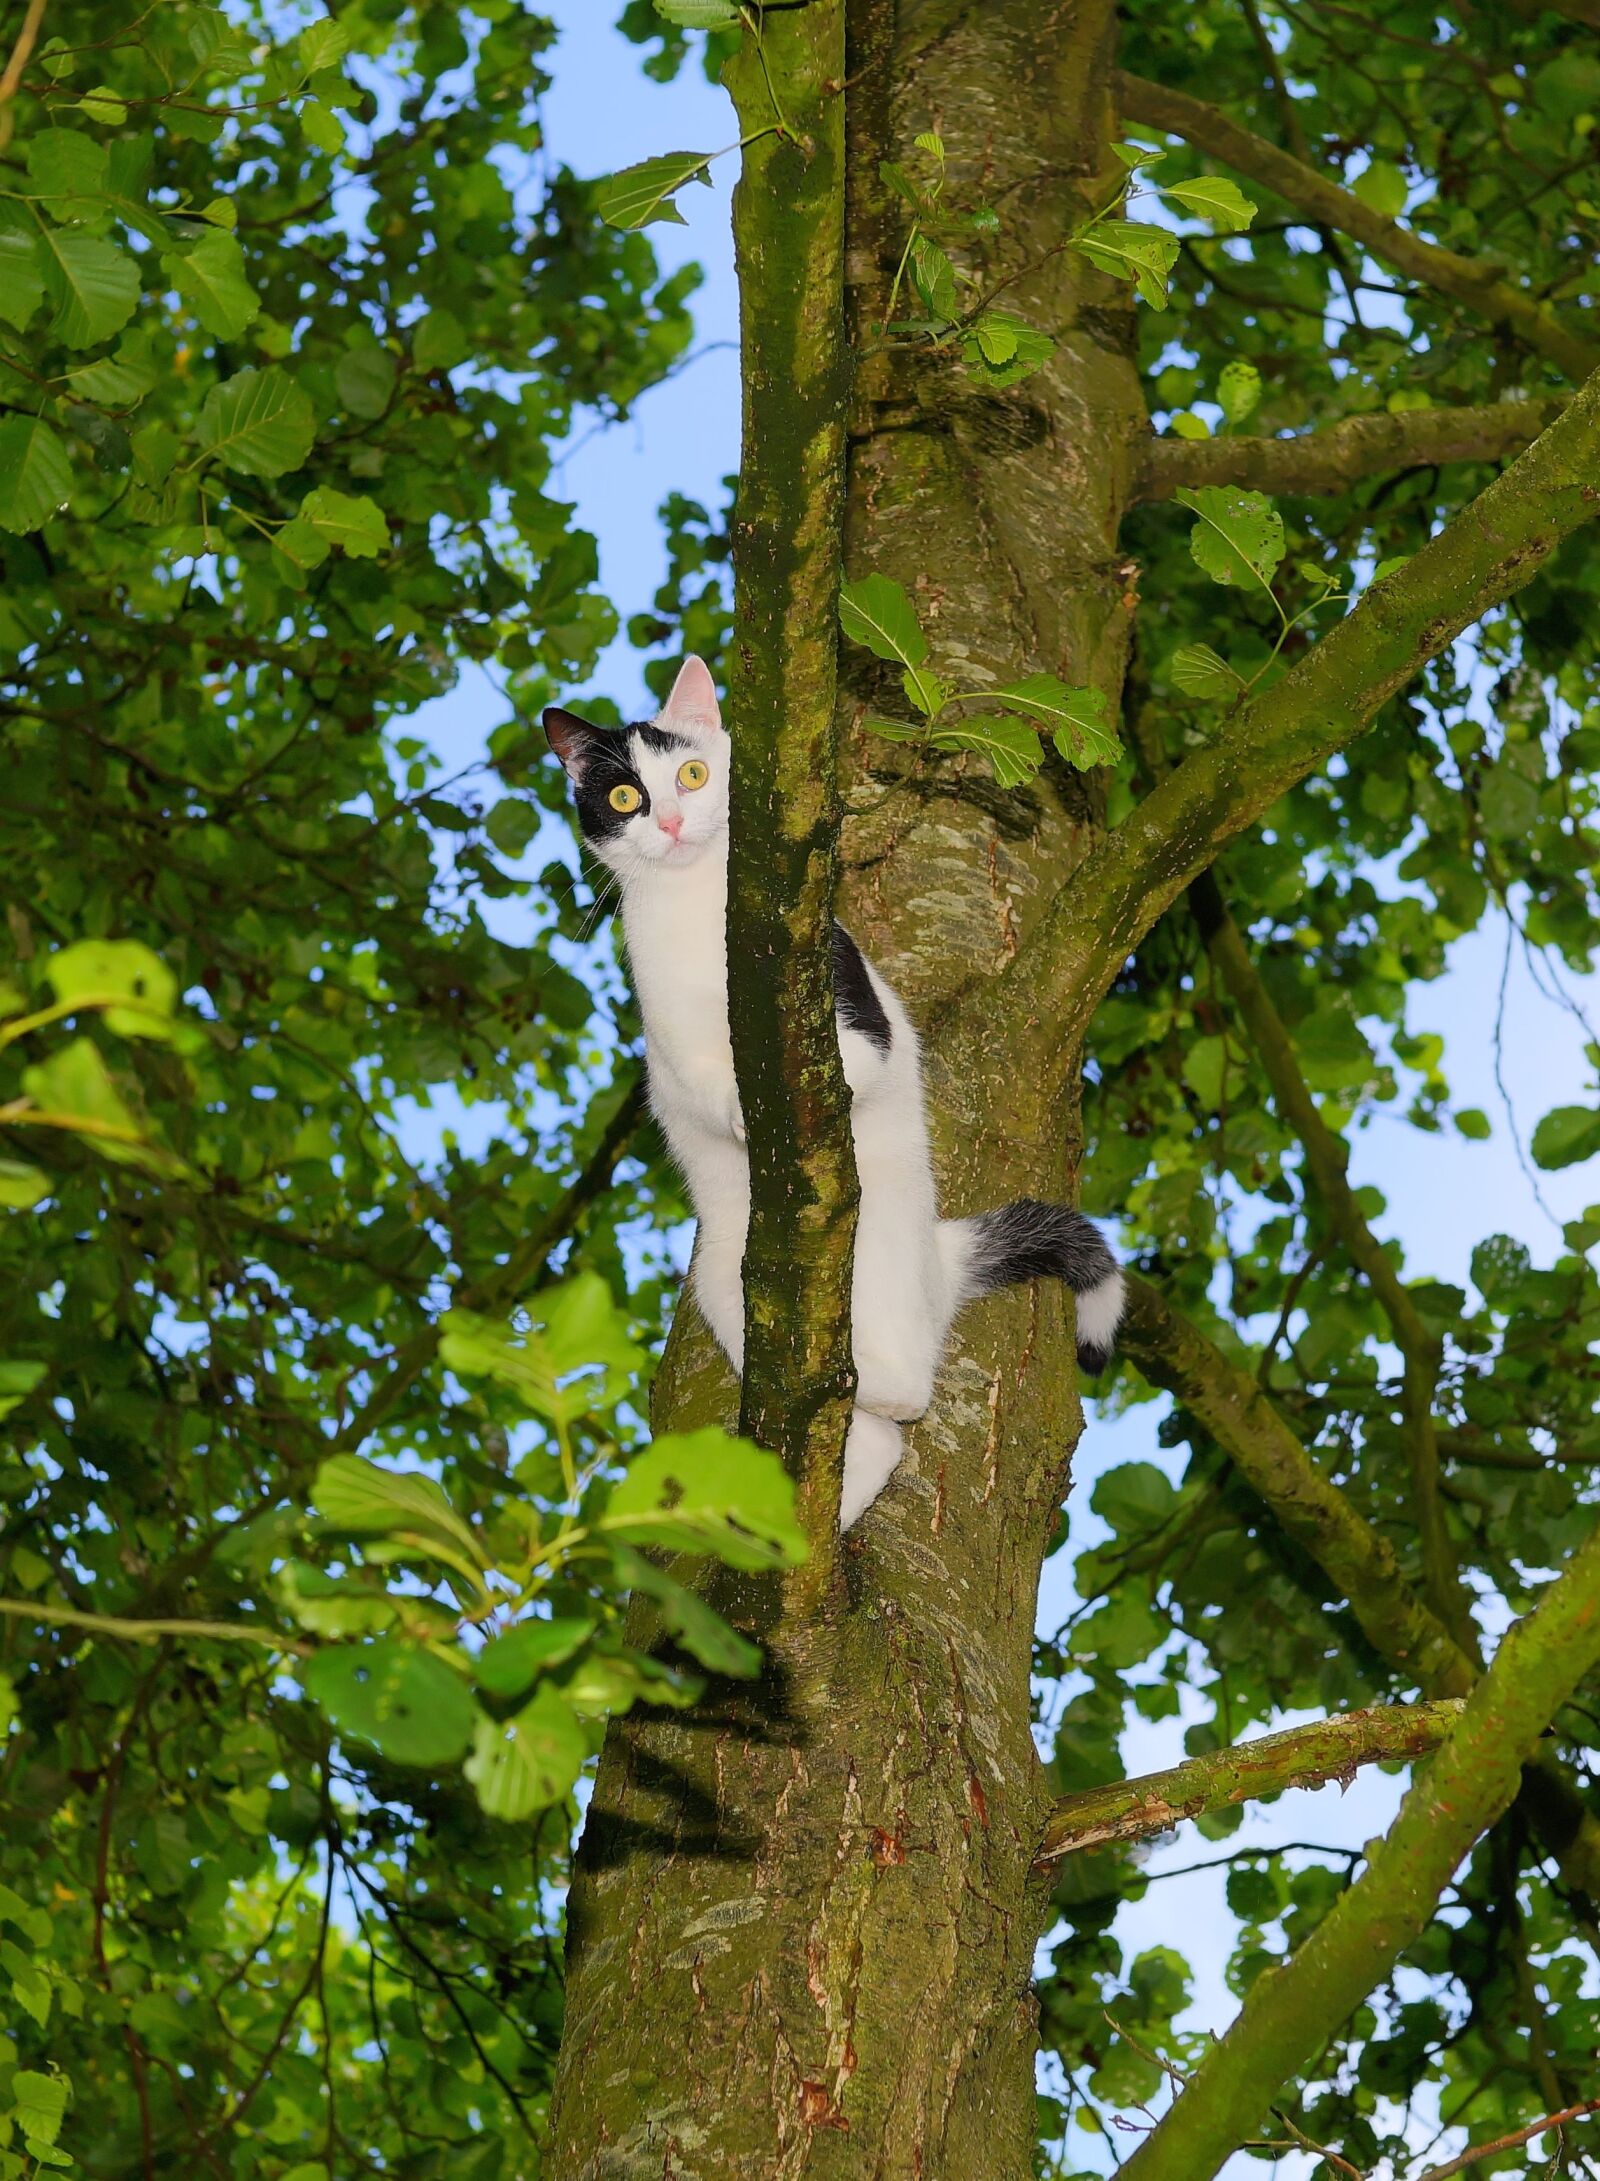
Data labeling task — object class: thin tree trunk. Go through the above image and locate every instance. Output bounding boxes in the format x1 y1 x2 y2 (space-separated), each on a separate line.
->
546 4 1146 2172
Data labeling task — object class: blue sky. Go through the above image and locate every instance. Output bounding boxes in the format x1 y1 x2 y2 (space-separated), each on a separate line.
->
410 12 1598 2168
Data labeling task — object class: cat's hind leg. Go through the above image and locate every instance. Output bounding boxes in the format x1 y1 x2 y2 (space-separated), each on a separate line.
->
840 1410 903 1529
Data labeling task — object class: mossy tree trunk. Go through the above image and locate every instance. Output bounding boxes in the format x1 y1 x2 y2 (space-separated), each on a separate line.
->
547 6 1145 2173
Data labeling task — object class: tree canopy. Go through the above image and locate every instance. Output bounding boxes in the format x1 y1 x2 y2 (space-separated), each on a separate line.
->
2 1 1599 2177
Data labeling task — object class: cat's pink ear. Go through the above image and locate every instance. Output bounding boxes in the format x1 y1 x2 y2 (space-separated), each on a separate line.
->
658 655 722 740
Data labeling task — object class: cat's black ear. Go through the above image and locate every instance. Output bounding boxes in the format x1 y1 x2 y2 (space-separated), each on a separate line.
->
543 707 605 781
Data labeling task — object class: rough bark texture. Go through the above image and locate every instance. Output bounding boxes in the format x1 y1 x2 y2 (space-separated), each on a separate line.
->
547 4 1144 2172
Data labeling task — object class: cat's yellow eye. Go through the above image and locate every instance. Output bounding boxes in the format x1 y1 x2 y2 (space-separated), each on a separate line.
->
677 759 710 792
608 783 641 813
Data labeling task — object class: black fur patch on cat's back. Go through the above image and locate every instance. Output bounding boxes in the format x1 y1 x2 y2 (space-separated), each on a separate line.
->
832 922 892 1055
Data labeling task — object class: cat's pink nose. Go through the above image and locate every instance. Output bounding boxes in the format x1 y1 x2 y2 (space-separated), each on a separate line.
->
658 811 683 841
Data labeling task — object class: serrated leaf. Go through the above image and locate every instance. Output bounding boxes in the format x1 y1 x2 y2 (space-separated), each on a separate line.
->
910 234 958 321
164 227 258 338
299 485 388 558
1175 484 1285 591
465 1683 587 1819
26 128 108 202
271 516 330 580
441 1272 644 1425
0 416 72 534
861 716 926 744
298 17 351 72
65 354 155 406
312 1454 486 1568
1073 219 1180 308
1163 175 1257 232
0 235 44 330
474 1618 595 1699
654 0 742 22
596 151 715 231
196 367 315 478
929 713 1044 788
902 663 945 717
839 573 929 675
37 229 139 347
1169 643 1244 700
11 2074 66 2149
989 674 1117 768
974 314 1019 364
914 130 946 159
1217 360 1261 425
604 1427 807 1571
300 98 344 155
302 1640 476 1767
959 310 1054 387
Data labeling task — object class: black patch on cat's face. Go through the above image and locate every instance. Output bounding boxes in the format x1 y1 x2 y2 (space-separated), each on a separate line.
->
543 708 653 849
832 922 892 1055
634 722 694 758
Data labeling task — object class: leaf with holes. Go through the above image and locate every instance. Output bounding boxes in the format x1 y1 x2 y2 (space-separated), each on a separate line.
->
1175 485 1285 591
1217 361 1261 426
597 151 715 231
47 938 178 1040
196 367 315 478
302 1640 476 1767
0 416 72 534
604 1427 807 1571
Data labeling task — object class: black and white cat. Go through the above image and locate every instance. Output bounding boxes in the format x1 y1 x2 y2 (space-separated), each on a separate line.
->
543 657 1125 1528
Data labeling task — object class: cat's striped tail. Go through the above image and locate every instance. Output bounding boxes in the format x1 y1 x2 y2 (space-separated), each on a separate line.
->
942 1200 1126 1374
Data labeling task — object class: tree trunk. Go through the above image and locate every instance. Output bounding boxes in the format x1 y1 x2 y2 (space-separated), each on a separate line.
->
547 3 1146 2171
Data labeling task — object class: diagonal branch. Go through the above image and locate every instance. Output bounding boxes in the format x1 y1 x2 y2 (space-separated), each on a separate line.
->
1116 1503 1600 2181
1132 399 1569 504
1037 1701 1463 1862
1117 1274 1600 1904
1116 71 1600 382
955 367 1600 1069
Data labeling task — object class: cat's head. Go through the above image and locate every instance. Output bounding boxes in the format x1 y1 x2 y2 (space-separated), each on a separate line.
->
542 656 729 882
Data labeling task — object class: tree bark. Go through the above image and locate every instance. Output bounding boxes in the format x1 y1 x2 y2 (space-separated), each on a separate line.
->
547 3 1145 2172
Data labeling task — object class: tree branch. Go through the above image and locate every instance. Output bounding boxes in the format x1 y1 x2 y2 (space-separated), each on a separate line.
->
725 6 859 1572
1117 1275 1600 1904
1412 2097 1600 2181
960 367 1600 1067
1132 399 1568 504
1115 71 1600 382
1037 1701 1463 1862
1117 1506 1600 2181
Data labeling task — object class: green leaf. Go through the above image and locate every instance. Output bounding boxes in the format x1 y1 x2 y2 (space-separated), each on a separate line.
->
271 517 331 582
926 713 1044 788
0 235 44 330
19 1036 155 1165
1217 360 1261 426
989 675 1121 767
312 1454 486 1569
0 416 72 535
959 311 1055 387
298 17 351 72
441 1272 645 1425
334 346 398 420
474 1618 595 1699
299 485 389 558
77 84 128 125
839 573 930 676
37 229 139 347
0 1164 50 1211
66 354 156 406
910 235 958 321
164 228 259 339
47 938 178 1039
26 128 108 203
1531 1105 1600 1172
300 98 344 155
196 367 315 478
604 1427 808 1571
1073 219 1180 308
613 1546 763 1677
412 307 467 372
0 1361 46 1417
654 0 742 22
914 129 946 159
563 1639 701 1717
486 796 540 857
464 1684 587 1819
1455 1108 1492 1141
1162 175 1257 232
1352 159 1408 219
277 1563 400 1639
1174 485 1285 591
596 151 715 231
302 1640 476 1767
11 2074 66 2150
1169 643 1244 700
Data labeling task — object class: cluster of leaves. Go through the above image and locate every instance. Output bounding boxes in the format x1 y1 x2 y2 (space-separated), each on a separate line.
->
838 573 1123 787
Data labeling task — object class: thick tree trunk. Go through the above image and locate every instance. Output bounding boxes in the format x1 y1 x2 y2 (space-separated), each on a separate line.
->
547 5 1146 2172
